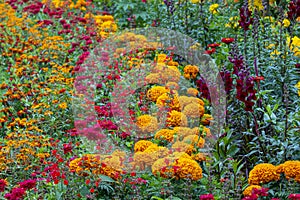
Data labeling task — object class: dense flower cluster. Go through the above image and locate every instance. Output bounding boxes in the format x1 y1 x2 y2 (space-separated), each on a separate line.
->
248 163 280 185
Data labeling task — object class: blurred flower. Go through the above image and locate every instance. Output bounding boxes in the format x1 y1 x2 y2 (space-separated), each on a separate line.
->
184 65 199 79
0 179 8 192
134 140 153 152
183 103 205 118
199 194 215 200
182 134 205 148
154 129 176 142
147 86 169 102
19 179 36 190
243 185 261 196
248 0 263 10
136 115 159 133
288 194 300 200
166 110 188 127
209 4 219 14
221 37 234 44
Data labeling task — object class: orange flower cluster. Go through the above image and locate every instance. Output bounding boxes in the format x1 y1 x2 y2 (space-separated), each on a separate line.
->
69 151 126 179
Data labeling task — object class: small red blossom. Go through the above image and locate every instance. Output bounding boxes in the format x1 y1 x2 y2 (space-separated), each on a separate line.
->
207 43 220 48
199 194 215 200
288 194 300 200
221 37 235 44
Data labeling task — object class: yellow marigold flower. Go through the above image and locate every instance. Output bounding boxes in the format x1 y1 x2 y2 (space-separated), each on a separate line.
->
163 66 181 83
134 140 154 152
183 103 205 118
276 160 300 181
209 4 219 14
155 129 176 142
147 86 169 102
201 114 213 125
182 134 205 148
167 60 179 67
295 81 300 96
283 19 291 27
145 73 162 84
287 36 300 57
173 127 193 138
166 110 188 127
156 93 180 111
192 153 206 161
171 152 192 160
136 115 159 133
248 0 263 10
248 163 280 185
58 102 67 109
189 97 205 106
152 157 175 178
174 157 203 180
178 95 192 109
225 16 239 29
166 82 180 90
183 65 199 79
243 185 262 196
190 0 200 3
172 141 195 155
187 88 199 97
156 54 168 63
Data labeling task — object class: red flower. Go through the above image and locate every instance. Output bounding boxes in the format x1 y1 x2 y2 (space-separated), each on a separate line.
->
63 179 68 186
221 38 234 44
19 179 36 190
253 76 264 81
204 48 216 55
288 194 300 200
199 194 215 200
0 179 7 192
130 172 136 177
207 43 220 48
63 143 73 154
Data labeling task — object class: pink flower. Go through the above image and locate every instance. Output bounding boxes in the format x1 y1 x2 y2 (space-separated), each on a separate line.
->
199 194 215 200
0 179 7 192
288 194 300 200
19 179 36 190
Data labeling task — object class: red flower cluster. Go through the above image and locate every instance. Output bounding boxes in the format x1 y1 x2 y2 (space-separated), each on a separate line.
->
242 187 269 200
229 54 257 112
0 179 7 192
238 6 253 31
289 194 300 200
4 179 36 200
221 38 234 44
287 0 300 21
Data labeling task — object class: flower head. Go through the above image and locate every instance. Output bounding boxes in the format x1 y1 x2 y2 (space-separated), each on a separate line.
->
248 163 280 185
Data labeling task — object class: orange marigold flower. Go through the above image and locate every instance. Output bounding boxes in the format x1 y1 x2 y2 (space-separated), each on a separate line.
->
182 134 205 148
187 88 199 97
248 163 280 185
183 103 205 118
166 110 188 127
147 86 169 102
201 114 213 125
156 93 180 111
154 129 176 142
134 140 153 152
276 160 300 182
183 65 199 79
136 115 159 133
